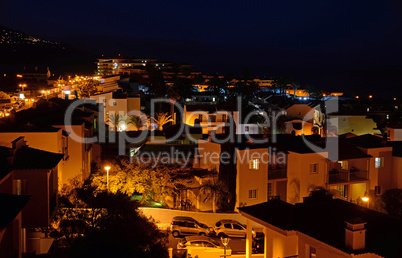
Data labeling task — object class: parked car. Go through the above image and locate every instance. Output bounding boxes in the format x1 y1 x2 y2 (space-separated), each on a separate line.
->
170 216 211 237
177 235 231 258
213 219 256 238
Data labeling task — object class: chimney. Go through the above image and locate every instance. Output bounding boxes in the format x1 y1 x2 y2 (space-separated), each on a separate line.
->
345 218 366 251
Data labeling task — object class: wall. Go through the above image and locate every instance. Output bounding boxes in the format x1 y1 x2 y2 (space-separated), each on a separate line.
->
330 115 381 136
365 147 393 192
12 169 50 228
53 124 85 185
236 148 268 209
264 226 298 258
197 140 222 172
387 127 402 141
392 156 402 188
0 132 62 154
287 152 328 204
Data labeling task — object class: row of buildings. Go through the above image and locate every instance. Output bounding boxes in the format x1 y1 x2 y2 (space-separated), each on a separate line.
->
0 98 99 257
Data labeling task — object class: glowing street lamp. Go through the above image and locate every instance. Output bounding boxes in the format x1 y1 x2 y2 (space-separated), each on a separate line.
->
362 192 369 208
368 95 373 99
104 165 111 191
221 236 230 258
19 84 27 93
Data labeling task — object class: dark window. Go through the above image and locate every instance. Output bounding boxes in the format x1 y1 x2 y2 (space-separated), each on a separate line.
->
233 224 243 230
215 221 222 227
186 222 196 228
224 224 232 229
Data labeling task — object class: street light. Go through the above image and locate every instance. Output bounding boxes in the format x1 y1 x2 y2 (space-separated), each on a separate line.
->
362 192 369 208
19 84 27 93
104 166 111 191
221 235 230 258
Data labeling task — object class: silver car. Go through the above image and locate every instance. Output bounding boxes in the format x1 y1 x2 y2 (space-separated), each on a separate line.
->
170 216 210 237
213 219 255 238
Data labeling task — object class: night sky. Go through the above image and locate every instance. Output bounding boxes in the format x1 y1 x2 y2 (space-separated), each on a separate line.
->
1 0 402 96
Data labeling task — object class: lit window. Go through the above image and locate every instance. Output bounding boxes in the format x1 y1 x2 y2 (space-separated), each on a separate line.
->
309 246 317 258
245 126 249 132
310 163 318 174
249 159 260 170
249 189 257 199
375 157 384 168
337 185 347 199
338 160 348 170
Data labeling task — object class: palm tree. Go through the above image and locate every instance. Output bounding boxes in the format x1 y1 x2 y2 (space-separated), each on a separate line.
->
151 113 174 130
107 113 126 132
200 179 230 213
291 81 300 99
127 114 148 131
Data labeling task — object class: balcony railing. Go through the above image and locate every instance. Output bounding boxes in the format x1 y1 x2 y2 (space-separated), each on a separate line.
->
328 169 368 184
268 168 287 180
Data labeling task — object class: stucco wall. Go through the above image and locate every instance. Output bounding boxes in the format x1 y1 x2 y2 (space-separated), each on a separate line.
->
236 148 268 209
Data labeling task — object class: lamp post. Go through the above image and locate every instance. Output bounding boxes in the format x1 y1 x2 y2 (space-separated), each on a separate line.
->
19 84 27 94
221 236 230 258
362 192 369 208
104 166 111 191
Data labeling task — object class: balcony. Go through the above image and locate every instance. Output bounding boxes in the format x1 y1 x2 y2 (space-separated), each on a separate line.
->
268 168 287 180
328 169 368 185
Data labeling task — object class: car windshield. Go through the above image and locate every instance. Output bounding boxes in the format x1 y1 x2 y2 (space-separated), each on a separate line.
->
208 238 220 246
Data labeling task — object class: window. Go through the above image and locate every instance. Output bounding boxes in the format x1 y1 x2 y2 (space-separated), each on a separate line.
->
198 114 203 122
309 246 317 258
338 160 348 170
310 163 318 174
375 157 384 168
222 114 227 122
249 159 260 170
224 224 232 229
209 114 216 122
249 189 257 199
375 185 382 195
186 222 196 228
267 183 273 198
337 185 347 199
233 224 243 230
245 126 249 132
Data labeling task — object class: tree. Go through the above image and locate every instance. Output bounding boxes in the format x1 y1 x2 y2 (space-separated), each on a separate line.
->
76 79 99 98
290 80 300 99
91 158 179 204
107 113 126 132
127 114 149 131
381 189 402 218
207 74 228 97
271 76 291 96
152 113 174 130
52 178 168 257
305 85 323 100
200 179 230 213
0 91 10 99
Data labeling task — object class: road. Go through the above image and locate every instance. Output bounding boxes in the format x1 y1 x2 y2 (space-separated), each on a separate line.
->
167 232 249 257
